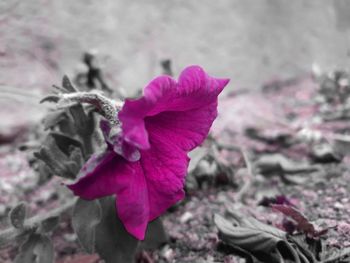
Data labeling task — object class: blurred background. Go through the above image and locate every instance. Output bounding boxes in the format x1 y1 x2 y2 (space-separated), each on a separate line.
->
2 0 350 163
2 0 350 91
2 1 350 92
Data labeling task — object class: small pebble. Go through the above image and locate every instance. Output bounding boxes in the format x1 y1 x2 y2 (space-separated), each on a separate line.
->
180 211 194 223
334 202 344 210
160 245 174 261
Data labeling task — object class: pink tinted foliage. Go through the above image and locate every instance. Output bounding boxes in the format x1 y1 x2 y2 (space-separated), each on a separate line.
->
68 66 229 240
272 204 328 237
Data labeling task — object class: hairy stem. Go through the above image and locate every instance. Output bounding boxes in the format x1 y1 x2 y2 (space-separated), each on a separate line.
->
60 92 122 125
0 199 76 248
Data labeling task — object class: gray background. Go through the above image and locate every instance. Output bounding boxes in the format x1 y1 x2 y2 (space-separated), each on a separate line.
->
1 0 350 126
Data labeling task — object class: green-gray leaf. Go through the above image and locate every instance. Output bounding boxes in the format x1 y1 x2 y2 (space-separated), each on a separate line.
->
39 216 60 233
72 198 102 253
94 197 139 263
14 234 39 263
139 218 168 250
14 234 54 263
215 206 303 263
33 235 54 263
9 202 26 229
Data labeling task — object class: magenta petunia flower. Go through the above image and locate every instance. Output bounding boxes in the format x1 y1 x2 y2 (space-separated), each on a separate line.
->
68 66 229 240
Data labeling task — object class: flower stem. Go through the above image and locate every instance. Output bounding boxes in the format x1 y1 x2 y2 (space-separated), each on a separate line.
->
59 92 122 125
0 198 76 248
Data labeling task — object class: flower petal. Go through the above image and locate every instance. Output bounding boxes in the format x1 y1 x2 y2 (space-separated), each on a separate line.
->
118 76 176 150
141 120 189 220
145 104 217 152
145 65 229 115
100 119 111 143
68 151 118 199
118 65 229 151
114 160 149 240
110 134 141 162
68 151 150 240
100 120 140 162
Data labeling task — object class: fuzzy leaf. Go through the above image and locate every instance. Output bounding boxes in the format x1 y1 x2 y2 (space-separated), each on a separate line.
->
139 218 168 250
49 132 83 156
34 147 73 179
34 136 76 178
69 104 87 127
57 114 76 135
39 216 60 233
69 104 95 136
62 75 78 92
14 234 39 263
9 202 26 229
33 235 54 263
72 198 102 254
69 146 85 168
94 197 139 263
14 234 54 263
42 110 67 130
40 95 60 104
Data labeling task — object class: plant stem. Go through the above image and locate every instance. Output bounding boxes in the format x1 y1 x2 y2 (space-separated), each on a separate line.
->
0 198 76 248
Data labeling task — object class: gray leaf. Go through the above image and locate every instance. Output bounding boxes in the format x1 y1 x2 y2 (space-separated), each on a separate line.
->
322 246 350 263
39 216 60 233
94 197 139 263
215 207 303 263
14 234 39 263
72 198 102 253
62 75 78 92
33 235 54 263
139 218 168 250
9 202 26 229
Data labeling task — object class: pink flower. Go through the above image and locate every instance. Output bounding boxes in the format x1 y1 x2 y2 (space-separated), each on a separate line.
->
68 66 229 240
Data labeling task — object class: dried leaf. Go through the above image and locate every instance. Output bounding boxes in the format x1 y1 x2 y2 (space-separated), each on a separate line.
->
215 206 315 263
271 205 317 237
255 154 318 175
215 213 285 252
